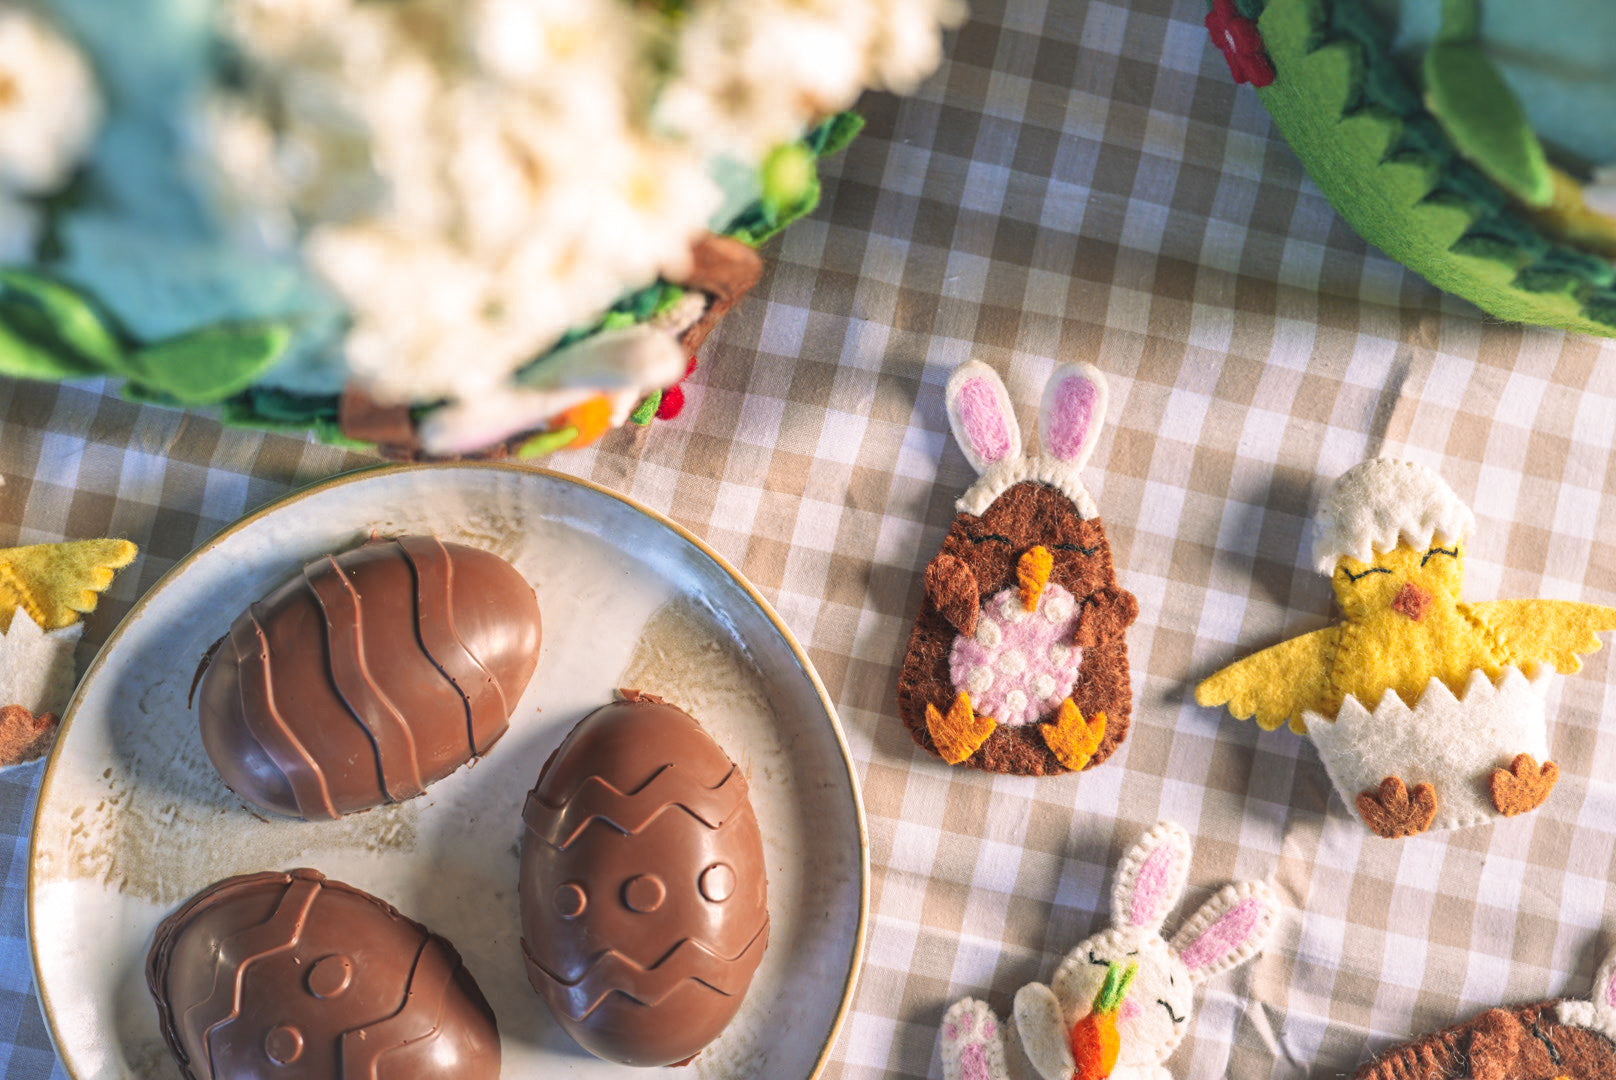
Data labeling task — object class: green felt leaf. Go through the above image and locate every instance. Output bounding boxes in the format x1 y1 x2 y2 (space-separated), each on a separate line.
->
1422 41 1552 208
629 391 661 425
516 427 578 459
1254 0 1615 336
0 301 107 380
0 270 128 376
762 143 817 218
811 112 866 158
127 322 293 405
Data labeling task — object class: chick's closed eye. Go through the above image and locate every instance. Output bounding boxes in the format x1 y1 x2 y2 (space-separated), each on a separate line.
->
1421 545 1459 566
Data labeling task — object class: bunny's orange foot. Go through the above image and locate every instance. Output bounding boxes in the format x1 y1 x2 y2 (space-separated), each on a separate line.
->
1491 754 1559 816
1040 699 1106 771
1357 776 1438 838
926 692 997 765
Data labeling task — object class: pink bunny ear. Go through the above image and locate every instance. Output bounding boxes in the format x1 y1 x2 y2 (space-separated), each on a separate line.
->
1038 362 1108 469
1170 881 1279 983
1111 821 1192 933
946 361 1022 475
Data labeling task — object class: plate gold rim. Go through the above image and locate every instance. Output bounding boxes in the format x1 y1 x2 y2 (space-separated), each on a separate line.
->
27 460 870 1080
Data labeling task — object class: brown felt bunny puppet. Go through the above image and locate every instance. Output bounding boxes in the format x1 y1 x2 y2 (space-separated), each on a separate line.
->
896 360 1137 775
1351 940 1616 1080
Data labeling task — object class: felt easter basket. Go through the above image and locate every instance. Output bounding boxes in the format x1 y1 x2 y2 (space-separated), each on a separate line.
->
1208 0 1616 337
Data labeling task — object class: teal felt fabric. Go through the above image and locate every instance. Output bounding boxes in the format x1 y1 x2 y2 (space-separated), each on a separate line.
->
1364 0 1616 168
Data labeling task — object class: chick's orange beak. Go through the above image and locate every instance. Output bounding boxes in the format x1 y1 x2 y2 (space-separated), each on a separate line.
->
1018 546 1052 611
1391 582 1431 621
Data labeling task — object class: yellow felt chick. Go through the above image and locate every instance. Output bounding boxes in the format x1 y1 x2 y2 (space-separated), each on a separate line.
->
0 538 138 633
1197 459 1616 838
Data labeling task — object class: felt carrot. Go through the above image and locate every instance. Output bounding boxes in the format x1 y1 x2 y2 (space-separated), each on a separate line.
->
1069 961 1138 1080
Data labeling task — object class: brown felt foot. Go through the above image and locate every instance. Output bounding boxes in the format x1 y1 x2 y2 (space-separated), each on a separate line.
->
1357 776 1438 838
1491 754 1559 817
1039 699 1106 771
925 692 997 765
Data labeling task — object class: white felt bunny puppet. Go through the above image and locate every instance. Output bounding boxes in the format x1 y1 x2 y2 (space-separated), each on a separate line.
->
939 822 1279 1080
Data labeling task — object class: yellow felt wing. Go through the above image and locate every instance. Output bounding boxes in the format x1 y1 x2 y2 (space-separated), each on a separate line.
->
0 539 138 632
1467 599 1616 676
1195 626 1339 734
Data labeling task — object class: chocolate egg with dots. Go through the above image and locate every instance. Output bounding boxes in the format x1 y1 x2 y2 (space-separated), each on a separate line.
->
519 690 769 1067
196 536 541 819
146 868 500 1080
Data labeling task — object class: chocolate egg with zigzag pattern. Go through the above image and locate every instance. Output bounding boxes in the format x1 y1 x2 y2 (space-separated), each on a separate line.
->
197 536 541 820
146 868 500 1079
519 690 769 1067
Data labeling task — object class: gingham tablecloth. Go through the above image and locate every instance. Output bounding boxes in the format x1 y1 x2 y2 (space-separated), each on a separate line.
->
5 0 1616 1077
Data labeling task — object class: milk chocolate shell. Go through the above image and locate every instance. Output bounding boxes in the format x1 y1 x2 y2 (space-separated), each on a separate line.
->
197 536 541 819
519 691 769 1067
146 868 500 1080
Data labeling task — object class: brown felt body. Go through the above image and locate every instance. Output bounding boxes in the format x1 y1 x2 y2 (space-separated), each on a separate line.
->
897 481 1135 776
1354 1001 1616 1080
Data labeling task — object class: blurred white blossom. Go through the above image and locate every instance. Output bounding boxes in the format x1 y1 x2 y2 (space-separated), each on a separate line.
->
207 0 963 412
0 4 101 261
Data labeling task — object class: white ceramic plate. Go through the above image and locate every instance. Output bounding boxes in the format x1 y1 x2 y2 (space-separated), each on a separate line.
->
29 463 866 1079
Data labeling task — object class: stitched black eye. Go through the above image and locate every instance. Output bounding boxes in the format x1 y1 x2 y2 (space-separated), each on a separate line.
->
1341 565 1392 582
1087 950 1108 967
1158 999 1185 1024
1420 545 1459 566
1052 542 1101 556
967 532 1015 545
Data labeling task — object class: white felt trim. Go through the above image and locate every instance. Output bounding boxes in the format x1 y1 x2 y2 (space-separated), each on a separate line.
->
1312 458 1475 573
1559 945 1616 1042
946 361 1023 474
0 610 80 717
1305 667 1553 832
1111 820 1192 933
1037 362 1108 469
1012 982 1074 1080
956 457 1098 519
1167 880 1278 984
939 998 1011 1080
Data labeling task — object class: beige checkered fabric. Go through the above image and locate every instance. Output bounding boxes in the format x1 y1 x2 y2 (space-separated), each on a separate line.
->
5 0 1616 1077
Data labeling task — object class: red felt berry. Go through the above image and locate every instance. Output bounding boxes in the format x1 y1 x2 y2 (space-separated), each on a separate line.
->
1207 0 1275 87
657 384 686 420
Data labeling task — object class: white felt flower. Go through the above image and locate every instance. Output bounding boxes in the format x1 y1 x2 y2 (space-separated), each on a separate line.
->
0 608 81 717
0 5 101 196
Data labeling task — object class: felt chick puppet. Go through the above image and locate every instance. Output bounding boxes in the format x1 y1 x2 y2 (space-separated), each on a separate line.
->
1197 458 1616 838
896 360 1139 776
0 537 137 767
939 822 1279 1080
1352 937 1616 1080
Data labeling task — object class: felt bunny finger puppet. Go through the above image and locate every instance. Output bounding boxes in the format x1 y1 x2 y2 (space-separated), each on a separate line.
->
940 821 1280 1080
897 360 1139 775
1197 458 1616 838
1352 939 1616 1079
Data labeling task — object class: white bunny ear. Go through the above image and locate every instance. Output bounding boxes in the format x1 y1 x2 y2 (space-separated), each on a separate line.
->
1557 943 1616 1039
1038 362 1108 470
1111 821 1192 934
946 361 1023 475
1169 881 1279 984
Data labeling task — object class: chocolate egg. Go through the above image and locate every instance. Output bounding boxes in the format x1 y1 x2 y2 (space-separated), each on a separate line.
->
519 691 769 1067
146 868 500 1080
197 536 541 820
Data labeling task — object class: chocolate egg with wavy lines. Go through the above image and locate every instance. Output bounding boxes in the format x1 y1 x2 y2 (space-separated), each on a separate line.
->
197 536 541 820
519 690 769 1067
147 868 500 1080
